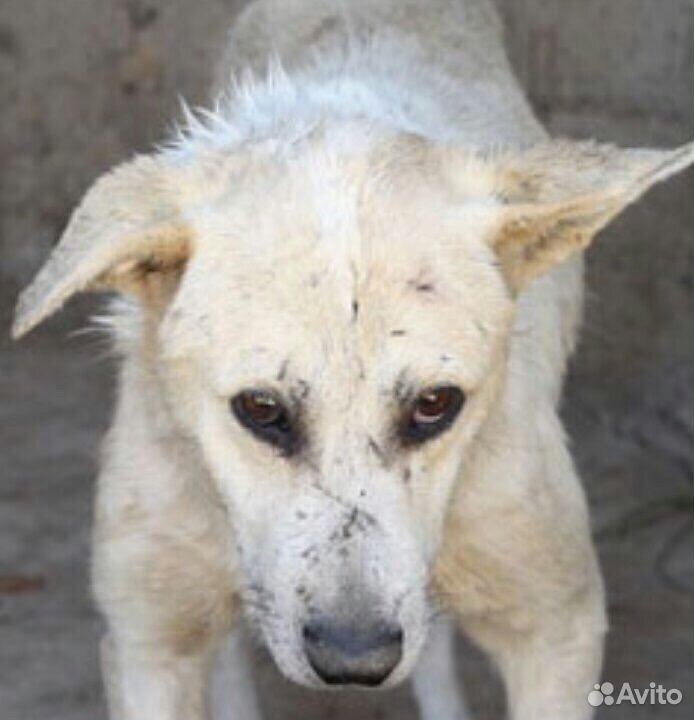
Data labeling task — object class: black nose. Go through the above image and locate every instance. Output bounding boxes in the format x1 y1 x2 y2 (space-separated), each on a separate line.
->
303 618 403 687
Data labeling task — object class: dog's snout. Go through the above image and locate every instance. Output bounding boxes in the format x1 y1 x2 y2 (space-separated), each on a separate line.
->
303 618 403 687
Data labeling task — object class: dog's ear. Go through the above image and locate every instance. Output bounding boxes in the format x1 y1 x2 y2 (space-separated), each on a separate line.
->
12 155 193 339
484 140 694 293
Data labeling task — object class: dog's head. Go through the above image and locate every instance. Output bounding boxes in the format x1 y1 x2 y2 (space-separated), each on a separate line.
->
13 123 694 688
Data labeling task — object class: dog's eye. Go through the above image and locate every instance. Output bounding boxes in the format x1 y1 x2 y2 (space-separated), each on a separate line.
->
237 391 284 426
400 385 465 445
231 390 297 454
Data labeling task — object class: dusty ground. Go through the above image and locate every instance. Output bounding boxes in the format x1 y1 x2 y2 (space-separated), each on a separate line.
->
1 1 693 719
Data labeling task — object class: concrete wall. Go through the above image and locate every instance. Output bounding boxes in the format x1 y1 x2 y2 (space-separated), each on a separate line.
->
1 0 692 285
498 0 694 125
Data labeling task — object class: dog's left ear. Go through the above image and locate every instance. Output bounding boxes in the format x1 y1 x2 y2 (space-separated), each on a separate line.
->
12 154 198 339
485 140 694 293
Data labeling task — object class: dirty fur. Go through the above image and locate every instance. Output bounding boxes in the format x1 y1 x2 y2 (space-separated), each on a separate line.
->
12 1 694 719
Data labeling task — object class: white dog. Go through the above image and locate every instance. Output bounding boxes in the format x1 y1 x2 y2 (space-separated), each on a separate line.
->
12 1 694 719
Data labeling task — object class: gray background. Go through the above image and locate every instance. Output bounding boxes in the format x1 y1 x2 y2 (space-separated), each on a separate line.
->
1 1 692 718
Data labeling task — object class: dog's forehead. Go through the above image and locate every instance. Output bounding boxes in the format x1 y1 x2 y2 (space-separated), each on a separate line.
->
171 130 510 391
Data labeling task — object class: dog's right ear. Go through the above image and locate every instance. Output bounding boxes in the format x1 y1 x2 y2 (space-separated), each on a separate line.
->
12 155 194 339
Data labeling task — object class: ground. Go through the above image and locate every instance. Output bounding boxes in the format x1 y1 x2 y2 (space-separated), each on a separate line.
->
0 1 692 719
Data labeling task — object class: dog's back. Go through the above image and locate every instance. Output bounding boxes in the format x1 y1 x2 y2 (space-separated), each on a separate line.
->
217 0 542 145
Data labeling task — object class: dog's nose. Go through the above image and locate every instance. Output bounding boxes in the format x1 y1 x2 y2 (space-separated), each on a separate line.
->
303 618 403 687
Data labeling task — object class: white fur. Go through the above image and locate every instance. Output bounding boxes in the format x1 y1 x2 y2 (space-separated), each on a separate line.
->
412 617 471 720
212 626 261 720
13 1 694 719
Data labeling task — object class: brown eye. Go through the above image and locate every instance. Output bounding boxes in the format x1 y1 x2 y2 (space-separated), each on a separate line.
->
413 387 457 424
231 390 298 454
400 385 465 445
240 391 283 425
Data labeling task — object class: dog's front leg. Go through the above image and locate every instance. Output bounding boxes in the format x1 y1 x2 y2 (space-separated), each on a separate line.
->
466 586 606 720
435 414 608 720
212 624 262 720
412 616 471 720
101 636 124 719
101 634 214 720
